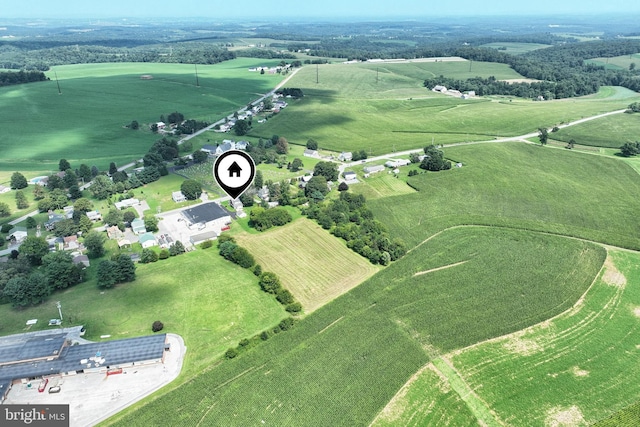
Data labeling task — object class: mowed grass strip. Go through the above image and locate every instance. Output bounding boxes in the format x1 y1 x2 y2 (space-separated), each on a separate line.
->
235 217 380 312
446 250 640 426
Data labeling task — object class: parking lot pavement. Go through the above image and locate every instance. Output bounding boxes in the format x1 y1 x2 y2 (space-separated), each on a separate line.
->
3 334 186 427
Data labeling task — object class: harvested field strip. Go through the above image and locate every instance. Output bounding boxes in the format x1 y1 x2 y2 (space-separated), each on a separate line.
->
413 260 468 276
432 358 503 427
236 218 380 313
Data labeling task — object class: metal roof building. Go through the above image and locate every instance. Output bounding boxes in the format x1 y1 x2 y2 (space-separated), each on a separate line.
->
0 327 167 391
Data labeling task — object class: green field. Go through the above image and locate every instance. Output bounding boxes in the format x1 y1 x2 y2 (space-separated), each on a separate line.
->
349 171 417 200
107 227 603 426
553 111 640 148
0 59 284 171
438 250 640 426
586 53 640 70
0 247 286 378
480 42 552 55
250 60 640 154
369 142 640 250
235 218 380 312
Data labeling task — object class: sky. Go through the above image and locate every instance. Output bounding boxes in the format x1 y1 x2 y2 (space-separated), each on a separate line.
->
7 0 640 19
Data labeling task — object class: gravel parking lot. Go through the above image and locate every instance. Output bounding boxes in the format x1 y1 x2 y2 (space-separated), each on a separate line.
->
3 334 186 427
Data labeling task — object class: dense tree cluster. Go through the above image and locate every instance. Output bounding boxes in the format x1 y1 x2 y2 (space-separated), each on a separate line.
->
275 88 304 98
218 235 256 268
620 141 640 157
304 191 407 265
420 145 452 171
0 42 236 71
96 254 136 289
0 70 47 86
249 206 292 231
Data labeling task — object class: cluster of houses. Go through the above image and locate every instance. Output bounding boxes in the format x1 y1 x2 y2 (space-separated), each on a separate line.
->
248 64 292 74
432 85 476 99
216 95 288 133
200 139 249 157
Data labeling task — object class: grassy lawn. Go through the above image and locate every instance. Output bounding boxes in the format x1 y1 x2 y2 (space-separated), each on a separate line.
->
553 112 640 148
107 226 602 426
444 249 640 426
349 171 417 200
369 142 640 250
0 247 286 379
0 59 285 171
235 217 380 312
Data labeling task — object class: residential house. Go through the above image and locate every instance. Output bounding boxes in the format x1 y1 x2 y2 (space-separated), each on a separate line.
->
139 233 157 249
0 185 10 194
257 186 270 201
7 227 28 248
235 140 249 150
343 171 357 181
86 210 102 222
385 159 411 168
433 85 447 93
63 235 80 251
201 145 217 155
216 141 234 155
44 214 65 231
338 152 353 162
304 149 319 158
363 165 385 174
72 255 90 268
114 198 140 210
63 206 74 219
131 218 146 235
106 225 124 240
172 191 187 203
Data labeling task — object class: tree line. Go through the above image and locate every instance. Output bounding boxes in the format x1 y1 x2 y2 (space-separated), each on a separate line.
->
0 70 48 86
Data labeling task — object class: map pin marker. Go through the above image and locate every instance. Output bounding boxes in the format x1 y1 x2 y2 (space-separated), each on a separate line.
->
213 150 256 200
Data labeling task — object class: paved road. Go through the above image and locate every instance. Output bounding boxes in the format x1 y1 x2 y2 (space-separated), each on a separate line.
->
336 108 629 177
116 67 303 173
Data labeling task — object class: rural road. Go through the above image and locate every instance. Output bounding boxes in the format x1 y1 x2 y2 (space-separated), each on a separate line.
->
116 67 303 172
336 107 629 177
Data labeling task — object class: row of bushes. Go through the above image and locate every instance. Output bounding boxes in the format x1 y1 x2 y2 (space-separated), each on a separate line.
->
215 235 301 360
224 317 296 359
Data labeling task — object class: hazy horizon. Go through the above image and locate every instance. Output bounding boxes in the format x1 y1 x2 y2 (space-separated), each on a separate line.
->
6 0 640 20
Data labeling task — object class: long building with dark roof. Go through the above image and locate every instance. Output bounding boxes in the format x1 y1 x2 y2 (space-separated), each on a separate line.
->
0 327 167 400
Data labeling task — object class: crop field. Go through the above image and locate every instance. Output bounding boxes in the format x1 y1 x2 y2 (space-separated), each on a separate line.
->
107 226 603 426
252 60 640 154
480 42 552 55
552 111 640 148
433 250 640 426
0 247 286 378
369 142 640 250
235 218 380 312
0 59 284 171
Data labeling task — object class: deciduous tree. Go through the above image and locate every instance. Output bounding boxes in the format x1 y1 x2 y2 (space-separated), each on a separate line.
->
180 179 202 200
10 172 28 189
84 231 106 258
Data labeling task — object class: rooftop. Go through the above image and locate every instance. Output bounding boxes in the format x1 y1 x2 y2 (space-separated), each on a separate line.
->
182 202 230 224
